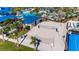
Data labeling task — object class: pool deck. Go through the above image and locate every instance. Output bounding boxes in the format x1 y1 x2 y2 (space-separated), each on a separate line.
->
0 21 67 51
27 21 67 51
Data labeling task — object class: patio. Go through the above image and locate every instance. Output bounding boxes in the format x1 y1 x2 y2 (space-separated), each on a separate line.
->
27 21 67 51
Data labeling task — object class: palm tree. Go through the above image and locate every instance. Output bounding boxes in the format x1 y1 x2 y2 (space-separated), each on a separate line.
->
0 26 6 42
33 7 40 13
14 31 20 48
2 29 5 42
14 7 22 12
0 27 6 44
16 38 20 48
53 7 62 13
30 36 36 47
30 36 41 51
62 7 72 12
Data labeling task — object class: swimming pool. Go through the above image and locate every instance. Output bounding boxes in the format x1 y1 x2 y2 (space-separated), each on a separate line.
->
68 32 79 51
0 7 41 24
0 15 17 22
23 13 40 24
0 7 12 15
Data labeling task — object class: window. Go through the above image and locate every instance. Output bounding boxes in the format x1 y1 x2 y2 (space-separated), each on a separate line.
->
76 22 79 28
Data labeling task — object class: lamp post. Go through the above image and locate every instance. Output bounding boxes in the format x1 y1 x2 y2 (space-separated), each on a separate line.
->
51 43 54 51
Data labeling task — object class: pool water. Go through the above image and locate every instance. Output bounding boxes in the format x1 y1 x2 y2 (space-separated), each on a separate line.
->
0 7 12 15
23 13 40 24
0 7 40 24
0 15 17 22
68 32 79 51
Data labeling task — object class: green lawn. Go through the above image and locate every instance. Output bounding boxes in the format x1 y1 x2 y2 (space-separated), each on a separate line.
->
0 40 35 51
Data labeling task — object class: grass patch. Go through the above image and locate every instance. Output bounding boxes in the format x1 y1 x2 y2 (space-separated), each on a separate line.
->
0 40 35 51
25 26 30 30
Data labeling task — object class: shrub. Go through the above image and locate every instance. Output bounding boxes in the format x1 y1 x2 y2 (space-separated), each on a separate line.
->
25 26 30 30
